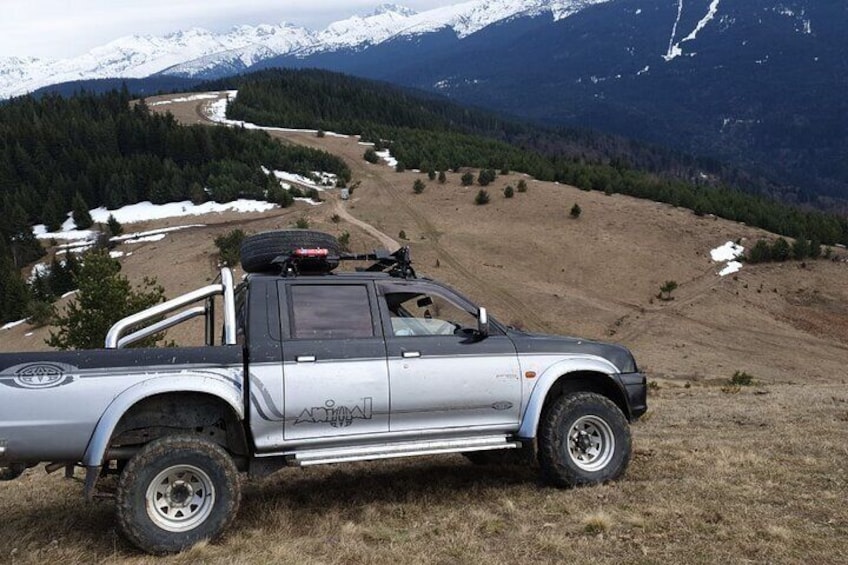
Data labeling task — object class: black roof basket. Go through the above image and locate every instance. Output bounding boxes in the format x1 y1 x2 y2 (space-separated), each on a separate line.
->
272 246 416 279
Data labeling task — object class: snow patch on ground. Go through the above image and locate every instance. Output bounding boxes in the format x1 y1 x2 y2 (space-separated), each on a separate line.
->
262 167 337 190
664 0 721 61
91 200 275 224
34 200 276 241
148 93 219 106
205 91 347 138
718 261 743 277
125 234 167 244
375 149 398 168
681 0 721 43
30 262 49 281
33 226 96 241
111 225 205 243
1 319 27 331
294 198 323 206
711 241 745 276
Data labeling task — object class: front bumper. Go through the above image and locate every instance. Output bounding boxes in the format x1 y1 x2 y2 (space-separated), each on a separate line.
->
619 372 648 420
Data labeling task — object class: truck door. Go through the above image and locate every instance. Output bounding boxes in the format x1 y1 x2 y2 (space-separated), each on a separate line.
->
280 282 390 441
377 281 522 432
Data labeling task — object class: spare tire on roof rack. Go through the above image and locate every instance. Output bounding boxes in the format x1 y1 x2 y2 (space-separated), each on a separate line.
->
240 230 341 273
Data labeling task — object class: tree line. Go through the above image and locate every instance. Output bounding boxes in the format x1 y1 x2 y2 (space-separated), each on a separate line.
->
0 86 351 323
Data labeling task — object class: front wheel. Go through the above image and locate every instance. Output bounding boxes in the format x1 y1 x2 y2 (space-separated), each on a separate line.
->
537 392 631 487
116 435 241 554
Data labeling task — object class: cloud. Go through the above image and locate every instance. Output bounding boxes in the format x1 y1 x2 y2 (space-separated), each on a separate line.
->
0 1 456 59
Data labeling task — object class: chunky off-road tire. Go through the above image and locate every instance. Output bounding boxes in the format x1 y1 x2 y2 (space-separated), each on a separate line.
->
116 435 241 555
537 392 631 488
240 230 340 273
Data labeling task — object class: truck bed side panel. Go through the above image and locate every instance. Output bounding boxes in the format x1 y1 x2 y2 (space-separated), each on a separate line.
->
0 347 243 463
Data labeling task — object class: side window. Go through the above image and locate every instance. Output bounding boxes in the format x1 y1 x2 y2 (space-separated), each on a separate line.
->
290 285 374 339
383 287 477 337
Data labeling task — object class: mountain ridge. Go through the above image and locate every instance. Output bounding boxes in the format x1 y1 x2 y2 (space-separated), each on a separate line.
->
0 1 607 99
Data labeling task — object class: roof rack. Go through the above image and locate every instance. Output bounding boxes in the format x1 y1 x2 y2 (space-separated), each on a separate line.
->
272 246 416 279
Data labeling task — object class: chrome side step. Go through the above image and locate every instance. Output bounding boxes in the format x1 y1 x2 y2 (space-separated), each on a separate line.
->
292 434 520 466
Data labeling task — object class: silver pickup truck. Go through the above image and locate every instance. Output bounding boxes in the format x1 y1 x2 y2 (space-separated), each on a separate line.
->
0 230 647 554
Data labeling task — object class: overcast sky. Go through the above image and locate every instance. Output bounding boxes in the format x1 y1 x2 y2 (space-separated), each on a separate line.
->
1 1 457 59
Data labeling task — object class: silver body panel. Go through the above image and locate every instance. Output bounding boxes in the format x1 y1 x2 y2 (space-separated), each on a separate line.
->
387 352 521 431
0 360 243 465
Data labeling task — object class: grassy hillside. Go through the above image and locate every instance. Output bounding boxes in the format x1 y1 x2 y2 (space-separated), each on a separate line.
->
209 69 848 248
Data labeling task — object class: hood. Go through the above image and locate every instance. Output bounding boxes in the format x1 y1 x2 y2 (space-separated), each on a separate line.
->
506 329 638 374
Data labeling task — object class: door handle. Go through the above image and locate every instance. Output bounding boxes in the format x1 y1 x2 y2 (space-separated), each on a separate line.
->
401 351 421 359
296 355 316 363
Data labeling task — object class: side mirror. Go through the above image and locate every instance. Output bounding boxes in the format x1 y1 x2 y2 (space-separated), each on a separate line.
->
477 307 489 338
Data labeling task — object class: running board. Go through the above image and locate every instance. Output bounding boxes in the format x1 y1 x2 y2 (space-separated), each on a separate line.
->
291 435 520 466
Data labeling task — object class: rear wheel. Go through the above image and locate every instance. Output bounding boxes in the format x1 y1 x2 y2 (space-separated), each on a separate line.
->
537 392 631 487
116 435 241 554
240 230 340 273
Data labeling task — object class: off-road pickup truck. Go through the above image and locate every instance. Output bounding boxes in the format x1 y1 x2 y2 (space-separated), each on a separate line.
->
0 230 646 554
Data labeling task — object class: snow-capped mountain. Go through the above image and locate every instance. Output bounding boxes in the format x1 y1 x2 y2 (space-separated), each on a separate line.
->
0 24 314 98
0 0 608 98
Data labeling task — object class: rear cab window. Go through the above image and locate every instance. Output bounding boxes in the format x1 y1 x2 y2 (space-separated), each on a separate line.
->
288 284 375 339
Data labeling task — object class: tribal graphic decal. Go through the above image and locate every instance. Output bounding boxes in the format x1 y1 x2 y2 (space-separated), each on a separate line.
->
0 362 77 389
295 398 373 428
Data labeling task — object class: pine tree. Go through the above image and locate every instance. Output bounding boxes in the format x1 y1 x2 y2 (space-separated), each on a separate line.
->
747 239 772 263
438 170 447 184
42 192 67 232
478 169 496 186
570 203 582 218
0 240 31 323
49 255 75 296
771 238 790 261
659 280 678 301
72 192 93 230
47 251 166 350
791 237 808 260
107 214 123 237
364 148 380 164
413 179 426 194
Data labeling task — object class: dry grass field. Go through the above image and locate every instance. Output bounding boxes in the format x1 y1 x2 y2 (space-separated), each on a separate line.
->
1 92 847 563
